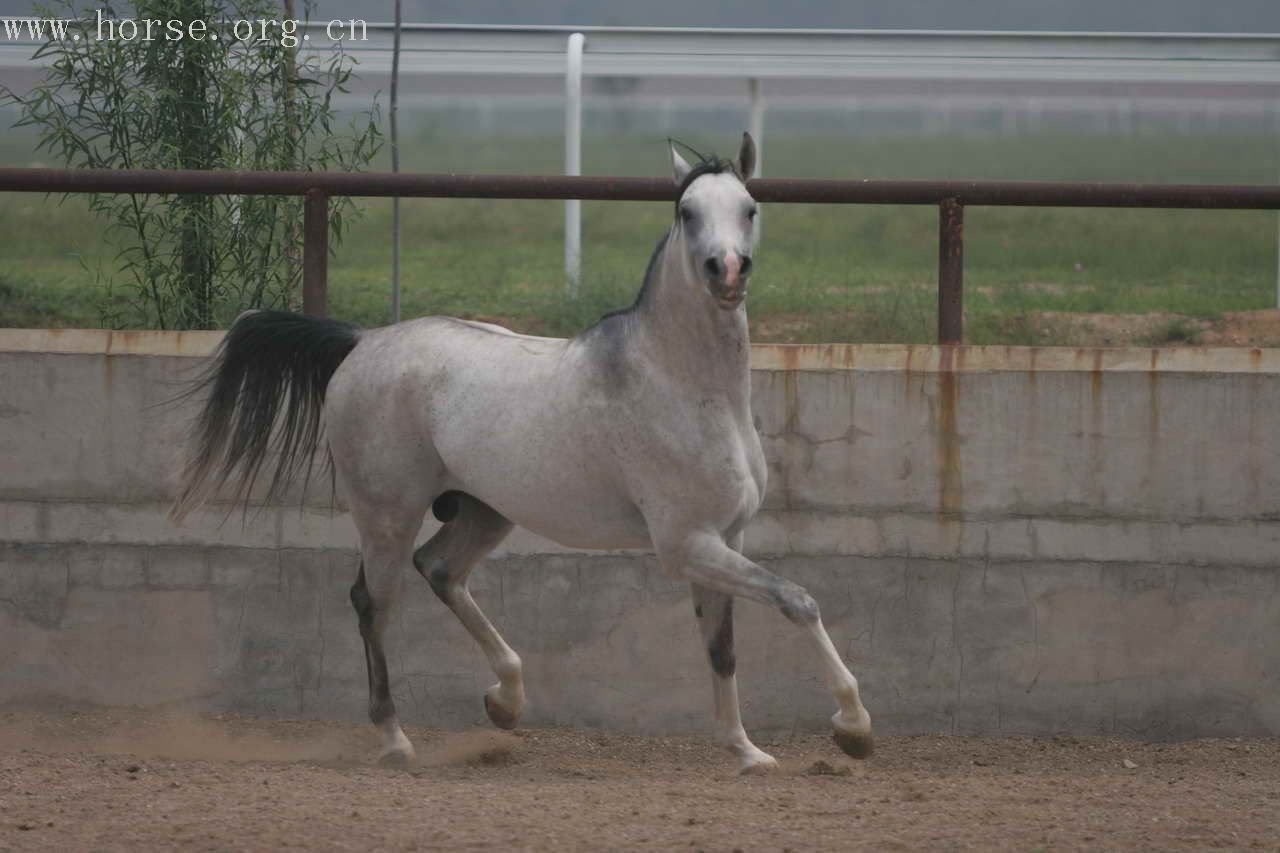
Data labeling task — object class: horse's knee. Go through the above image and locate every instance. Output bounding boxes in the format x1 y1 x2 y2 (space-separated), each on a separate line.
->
411 530 454 597
426 561 453 602
777 583 820 626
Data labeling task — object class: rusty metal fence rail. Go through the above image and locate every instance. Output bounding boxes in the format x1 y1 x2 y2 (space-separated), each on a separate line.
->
4 166 1280 343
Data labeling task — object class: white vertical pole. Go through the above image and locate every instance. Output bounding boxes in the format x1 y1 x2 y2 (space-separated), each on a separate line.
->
390 0 402 323
748 77 765 243
565 32 585 294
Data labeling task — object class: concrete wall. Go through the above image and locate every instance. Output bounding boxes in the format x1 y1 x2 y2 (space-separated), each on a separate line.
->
2 330 1278 738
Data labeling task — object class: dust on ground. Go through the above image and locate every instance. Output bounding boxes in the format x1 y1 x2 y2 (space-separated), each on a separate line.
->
1 707 1277 852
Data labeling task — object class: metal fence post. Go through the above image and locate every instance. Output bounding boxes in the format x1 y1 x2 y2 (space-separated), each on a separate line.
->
938 197 964 345
303 188 328 317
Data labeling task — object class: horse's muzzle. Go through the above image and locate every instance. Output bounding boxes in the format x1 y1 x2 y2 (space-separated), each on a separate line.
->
706 253 751 309
710 281 748 309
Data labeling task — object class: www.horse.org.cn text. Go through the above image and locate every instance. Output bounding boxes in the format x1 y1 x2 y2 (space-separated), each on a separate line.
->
2 12 369 48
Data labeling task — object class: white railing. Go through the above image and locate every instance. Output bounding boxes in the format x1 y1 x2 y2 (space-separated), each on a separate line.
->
296 25 1280 83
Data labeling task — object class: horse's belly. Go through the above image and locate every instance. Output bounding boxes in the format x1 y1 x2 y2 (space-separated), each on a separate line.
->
516 506 653 551
475 479 653 551
432 433 646 549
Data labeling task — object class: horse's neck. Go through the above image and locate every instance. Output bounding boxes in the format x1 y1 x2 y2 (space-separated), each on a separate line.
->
635 232 752 405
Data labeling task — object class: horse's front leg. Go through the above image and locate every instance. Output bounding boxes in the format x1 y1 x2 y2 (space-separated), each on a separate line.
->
691 580 779 774
668 531 873 760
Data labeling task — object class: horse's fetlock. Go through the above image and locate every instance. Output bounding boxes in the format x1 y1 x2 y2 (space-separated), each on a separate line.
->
494 652 523 682
369 696 396 725
834 680 860 708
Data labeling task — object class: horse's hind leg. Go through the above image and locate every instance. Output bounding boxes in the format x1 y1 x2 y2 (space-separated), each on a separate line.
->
413 493 522 729
349 509 427 766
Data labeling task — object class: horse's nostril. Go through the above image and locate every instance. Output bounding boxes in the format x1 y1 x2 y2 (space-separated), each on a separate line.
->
704 257 722 278
740 256 753 276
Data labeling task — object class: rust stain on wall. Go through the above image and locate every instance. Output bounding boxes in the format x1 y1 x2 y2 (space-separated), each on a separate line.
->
1246 372 1263 502
101 333 115 391
114 330 141 349
1089 351 1105 502
780 368 800 509
780 345 800 373
1148 350 1161 440
937 345 963 516
1090 350 1104 420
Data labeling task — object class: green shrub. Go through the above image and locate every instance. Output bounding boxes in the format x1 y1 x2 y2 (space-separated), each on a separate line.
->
4 0 380 329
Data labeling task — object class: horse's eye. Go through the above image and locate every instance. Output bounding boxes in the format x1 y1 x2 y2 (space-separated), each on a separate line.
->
747 207 758 220
679 207 693 223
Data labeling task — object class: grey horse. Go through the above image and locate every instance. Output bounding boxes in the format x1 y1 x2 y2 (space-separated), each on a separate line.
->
171 134 873 773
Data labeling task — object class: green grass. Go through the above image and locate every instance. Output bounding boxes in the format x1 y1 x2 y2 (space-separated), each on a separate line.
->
2 122 1277 344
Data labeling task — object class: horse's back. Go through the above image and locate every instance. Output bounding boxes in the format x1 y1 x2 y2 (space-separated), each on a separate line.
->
332 315 567 399
327 315 575 462
326 316 651 548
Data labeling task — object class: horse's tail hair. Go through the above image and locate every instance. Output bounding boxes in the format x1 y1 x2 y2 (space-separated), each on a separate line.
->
169 309 361 523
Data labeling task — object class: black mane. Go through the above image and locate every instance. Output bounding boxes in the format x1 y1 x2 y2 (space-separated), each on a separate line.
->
593 231 669 326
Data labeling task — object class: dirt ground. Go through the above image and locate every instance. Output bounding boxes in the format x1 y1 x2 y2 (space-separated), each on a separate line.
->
0 707 1277 852
1024 309 1280 348
746 307 1280 349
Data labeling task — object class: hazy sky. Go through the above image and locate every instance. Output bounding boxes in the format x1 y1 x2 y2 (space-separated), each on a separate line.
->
2 1 1278 32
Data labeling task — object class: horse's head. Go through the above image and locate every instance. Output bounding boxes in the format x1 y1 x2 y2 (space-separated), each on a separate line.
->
669 133 758 311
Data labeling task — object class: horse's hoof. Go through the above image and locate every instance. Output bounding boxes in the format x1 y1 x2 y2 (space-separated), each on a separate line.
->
377 749 414 769
484 692 520 730
738 752 780 775
832 728 874 760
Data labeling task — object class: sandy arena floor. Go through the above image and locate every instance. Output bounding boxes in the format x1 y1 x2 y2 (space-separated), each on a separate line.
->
0 707 1276 852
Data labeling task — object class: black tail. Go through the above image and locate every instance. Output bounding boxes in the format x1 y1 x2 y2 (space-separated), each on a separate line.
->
170 310 361 522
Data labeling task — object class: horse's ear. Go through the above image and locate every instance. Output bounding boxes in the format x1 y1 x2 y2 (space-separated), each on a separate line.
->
737 132 757 180
670 144 692 186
